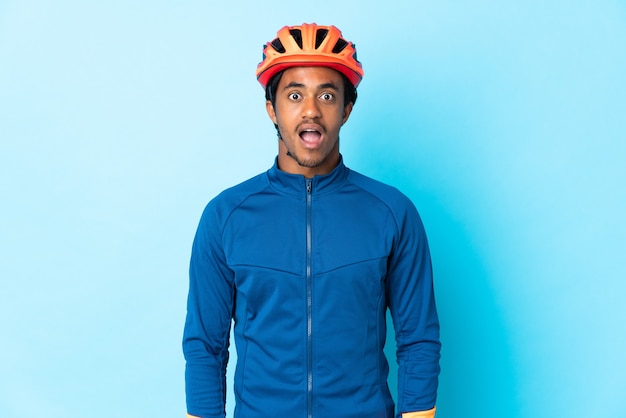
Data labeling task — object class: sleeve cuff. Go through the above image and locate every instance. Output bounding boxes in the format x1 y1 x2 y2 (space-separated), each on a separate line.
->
402 406 437 418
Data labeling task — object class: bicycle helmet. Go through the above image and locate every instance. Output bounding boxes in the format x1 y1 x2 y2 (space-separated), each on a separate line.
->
256 23 364 88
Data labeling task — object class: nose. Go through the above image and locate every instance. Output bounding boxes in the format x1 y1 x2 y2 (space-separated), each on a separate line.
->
301 96 321 119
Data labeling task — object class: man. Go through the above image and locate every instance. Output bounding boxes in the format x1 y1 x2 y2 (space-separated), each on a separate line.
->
183 23 441 418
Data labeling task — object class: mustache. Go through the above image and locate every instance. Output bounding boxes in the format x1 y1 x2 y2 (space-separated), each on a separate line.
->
296 120 326 133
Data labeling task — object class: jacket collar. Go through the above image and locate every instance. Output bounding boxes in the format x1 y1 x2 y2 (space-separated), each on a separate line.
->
266 155 349 197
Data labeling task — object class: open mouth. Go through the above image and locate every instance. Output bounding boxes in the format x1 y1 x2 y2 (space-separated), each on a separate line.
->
299 129 322 143
298 124 324 148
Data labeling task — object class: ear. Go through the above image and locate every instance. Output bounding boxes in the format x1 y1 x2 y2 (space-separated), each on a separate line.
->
266 100 278 125
342 102 354 125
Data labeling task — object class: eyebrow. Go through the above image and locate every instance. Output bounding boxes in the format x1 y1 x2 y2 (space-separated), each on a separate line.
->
282 81 340 91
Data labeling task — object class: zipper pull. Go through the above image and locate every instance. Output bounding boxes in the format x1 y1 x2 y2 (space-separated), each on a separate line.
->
306 179 312 194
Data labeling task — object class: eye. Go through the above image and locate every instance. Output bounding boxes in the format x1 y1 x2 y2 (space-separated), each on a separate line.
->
320 92 334 101
288 92 301 101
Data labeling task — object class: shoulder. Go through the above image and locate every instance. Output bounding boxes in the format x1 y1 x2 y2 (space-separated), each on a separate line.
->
213 171 269 205
199 171 270 227
345 168 427 236
346 169 417 213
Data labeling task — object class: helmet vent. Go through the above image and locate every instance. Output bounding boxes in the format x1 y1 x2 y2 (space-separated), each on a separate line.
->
270 38 286 53
332 38 349 53
289 29 303 48
315 29 329 49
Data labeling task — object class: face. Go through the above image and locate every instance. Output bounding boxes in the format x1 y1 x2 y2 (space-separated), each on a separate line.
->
266 66 353 178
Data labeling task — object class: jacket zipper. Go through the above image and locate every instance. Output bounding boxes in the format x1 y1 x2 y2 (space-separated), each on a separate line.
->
306 179 313 418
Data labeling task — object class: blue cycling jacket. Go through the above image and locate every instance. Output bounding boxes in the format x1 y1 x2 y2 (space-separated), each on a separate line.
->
183 158 440 418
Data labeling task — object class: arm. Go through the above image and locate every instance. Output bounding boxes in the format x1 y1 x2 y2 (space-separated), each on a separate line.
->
183 203 234 418
387 201 441 414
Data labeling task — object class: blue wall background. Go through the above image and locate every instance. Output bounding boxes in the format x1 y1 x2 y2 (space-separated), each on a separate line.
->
1 1 625 417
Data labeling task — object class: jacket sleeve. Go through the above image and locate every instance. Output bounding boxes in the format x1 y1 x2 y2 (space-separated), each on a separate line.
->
183 202 235 418
386 199 441 414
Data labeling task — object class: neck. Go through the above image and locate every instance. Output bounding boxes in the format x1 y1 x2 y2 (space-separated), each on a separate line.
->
276 142 340 178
